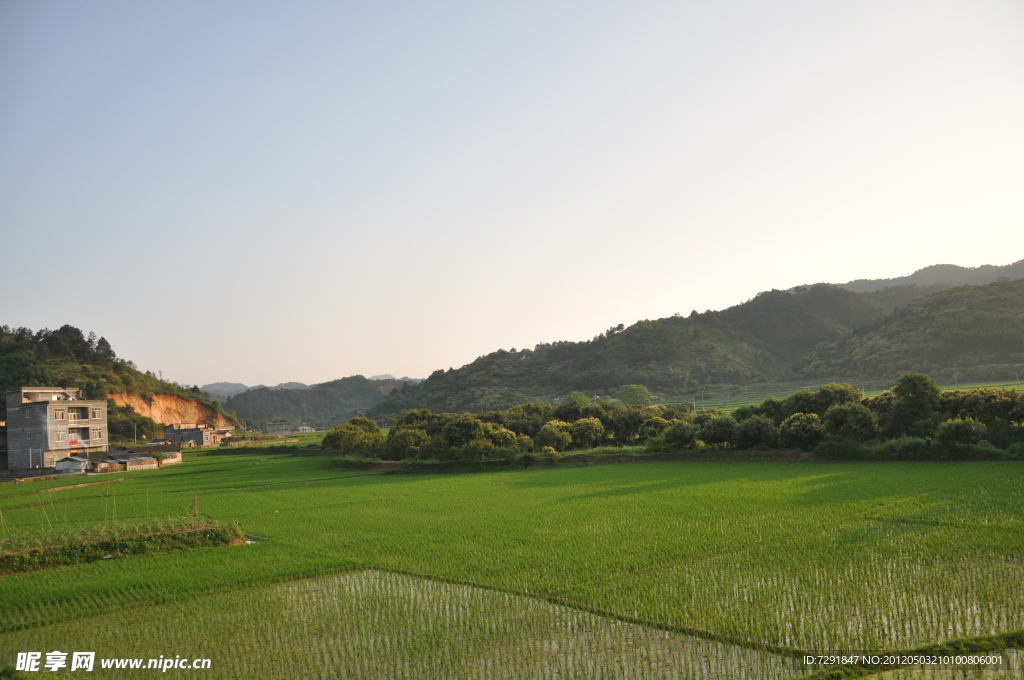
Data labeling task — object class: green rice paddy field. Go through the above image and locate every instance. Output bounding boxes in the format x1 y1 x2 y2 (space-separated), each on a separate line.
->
1 454 1022 678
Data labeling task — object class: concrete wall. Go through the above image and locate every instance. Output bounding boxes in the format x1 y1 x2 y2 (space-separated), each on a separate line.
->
7 403 51 469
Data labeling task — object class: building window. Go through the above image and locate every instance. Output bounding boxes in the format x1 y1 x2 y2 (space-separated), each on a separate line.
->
90 408 102 419
53 408 66 421
92 429 103 440
55 431 66 442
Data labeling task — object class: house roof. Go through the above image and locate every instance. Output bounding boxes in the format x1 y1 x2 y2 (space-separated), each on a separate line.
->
57 456 90 463
109 444 180 454
108 454 156 462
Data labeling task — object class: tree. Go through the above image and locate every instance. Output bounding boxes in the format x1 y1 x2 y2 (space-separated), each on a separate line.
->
482 423 517 448
664 420 700 449
736 415 777 450
936 418 987 446
822 403 878 442
321 420 386 456
889 373 940 436
813 383 862 414
460 438 497 459
699 416 738 446
570 418 605 448
384 427 429 460
536 420 573 452
442 414 485 448
778 413 826 451
617 385 652 407
637 417 670 440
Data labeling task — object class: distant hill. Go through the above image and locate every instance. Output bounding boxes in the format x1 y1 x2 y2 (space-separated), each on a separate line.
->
369 284 895 416
201 381 310 400
836 259 1024 293
222 376 414 426
200 382 251 399
799 278 1024 382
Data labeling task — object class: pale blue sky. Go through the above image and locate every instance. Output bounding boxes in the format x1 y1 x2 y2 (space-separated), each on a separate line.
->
2 1 1022 386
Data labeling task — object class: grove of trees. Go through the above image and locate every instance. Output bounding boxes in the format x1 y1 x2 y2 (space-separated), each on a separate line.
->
323 373 1024 462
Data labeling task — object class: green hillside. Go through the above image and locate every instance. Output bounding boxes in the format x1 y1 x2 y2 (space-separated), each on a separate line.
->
370 284 893 416
222 376 406 426
800 278 1024 382
0 324 234 437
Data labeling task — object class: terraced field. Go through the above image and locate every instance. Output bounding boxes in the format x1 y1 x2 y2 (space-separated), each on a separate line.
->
1 453 1022 677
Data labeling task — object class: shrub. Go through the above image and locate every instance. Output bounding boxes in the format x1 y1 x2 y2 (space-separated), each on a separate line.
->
814 438 869 460
515 451 539 468
536 421 573 452
936 418 987 446
570 418 605 448
736 415 777 450
540 446 559 463
699 416 738 446
823 403 878 442
778 413 826 452
515 434 535 452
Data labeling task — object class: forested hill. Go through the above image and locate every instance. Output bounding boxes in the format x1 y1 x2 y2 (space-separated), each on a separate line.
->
0 325 236 436
222 376 409 426
838 259 1024 293
369 284 895 416
798 278 1024 383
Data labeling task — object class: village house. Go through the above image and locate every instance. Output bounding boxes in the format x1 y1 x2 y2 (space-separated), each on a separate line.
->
263 420 292 436
107 443 183 466
54 455 91 473
164 423 223 447
5 387 108 469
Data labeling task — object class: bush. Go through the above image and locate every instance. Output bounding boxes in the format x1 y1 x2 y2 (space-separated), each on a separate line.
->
936 418 987 446
515 451 539 468
778 413 826 452
736 415 777 450
540 446 559 463
536 420 573 452
570 417 605 448
813 438 870 460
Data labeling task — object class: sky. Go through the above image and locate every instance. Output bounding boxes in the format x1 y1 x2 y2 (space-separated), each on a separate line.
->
2 0 1023 387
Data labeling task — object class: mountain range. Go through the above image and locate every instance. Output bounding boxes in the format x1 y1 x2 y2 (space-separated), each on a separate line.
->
366 262 1024 417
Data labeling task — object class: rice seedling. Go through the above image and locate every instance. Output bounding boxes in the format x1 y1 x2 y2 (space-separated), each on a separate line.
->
0 455 1020 674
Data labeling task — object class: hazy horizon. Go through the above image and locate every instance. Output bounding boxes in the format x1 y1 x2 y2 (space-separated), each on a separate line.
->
2 1 1022 387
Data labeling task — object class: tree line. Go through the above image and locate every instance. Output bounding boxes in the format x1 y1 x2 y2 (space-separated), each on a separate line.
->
323 376 1024 462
